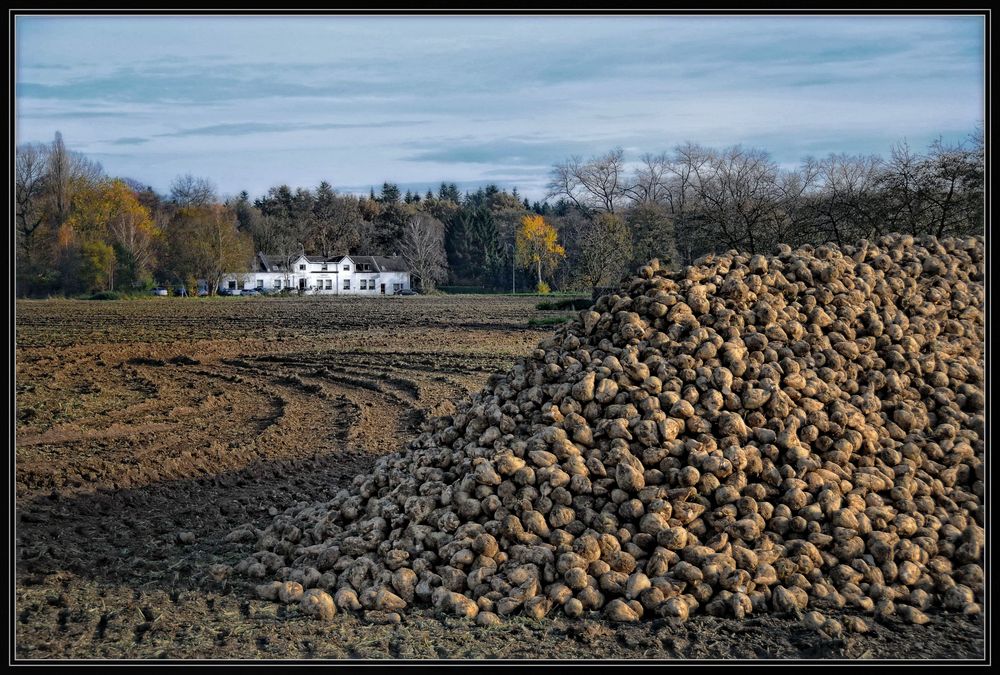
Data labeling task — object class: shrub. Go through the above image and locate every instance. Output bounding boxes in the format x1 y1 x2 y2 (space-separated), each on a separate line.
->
536 298 592 311
527 315 572 327
88 290 122 301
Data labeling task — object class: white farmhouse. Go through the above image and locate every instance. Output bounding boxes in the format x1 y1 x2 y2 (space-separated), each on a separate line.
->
220 253 412 295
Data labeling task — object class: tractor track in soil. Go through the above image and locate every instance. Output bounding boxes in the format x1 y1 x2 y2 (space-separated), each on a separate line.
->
13 296 984 660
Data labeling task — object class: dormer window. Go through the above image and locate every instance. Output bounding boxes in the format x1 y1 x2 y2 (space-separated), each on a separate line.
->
322 263 328 271
343 264 350 271
299 264 306 271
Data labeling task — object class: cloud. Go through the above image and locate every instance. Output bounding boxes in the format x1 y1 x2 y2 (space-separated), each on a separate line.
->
155 119 425 138
16 73 337 104
24 110 132 119
14 15 984 201
404 133 658 167
405 138 580 166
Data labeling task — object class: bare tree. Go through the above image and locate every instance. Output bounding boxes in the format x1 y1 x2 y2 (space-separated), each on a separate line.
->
402 214 448 292
48 131 71 225
880 140 932 236
547 133 983 267
805 153 884 245
274 231 305 291
574 212 633 289
170 173 218 207
119 177 149 193
689 145 787 254
15 142 49 267
658 143 709 263
47 131 103 226
924 134 984 238
547 147 631 213
774 157 822 246
627 152 671 205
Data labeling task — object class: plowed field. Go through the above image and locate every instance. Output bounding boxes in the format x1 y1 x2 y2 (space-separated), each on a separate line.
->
13 296 984 660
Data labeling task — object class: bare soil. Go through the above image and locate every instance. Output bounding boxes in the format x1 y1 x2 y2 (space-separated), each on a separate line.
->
14 296 986 660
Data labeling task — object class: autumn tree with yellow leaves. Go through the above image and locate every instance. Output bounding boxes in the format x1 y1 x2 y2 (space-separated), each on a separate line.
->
61 178 160 292
166 204 254 296
515 214 565 293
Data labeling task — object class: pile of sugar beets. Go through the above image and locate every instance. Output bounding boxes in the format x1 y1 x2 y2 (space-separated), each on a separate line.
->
234 233 984 633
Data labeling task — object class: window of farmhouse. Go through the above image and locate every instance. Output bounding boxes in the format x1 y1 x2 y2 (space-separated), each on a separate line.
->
275 280 281 289
343 264 350 271
228 280 236 289
326 280 332 289
299 264 306 270
343 280 350 290
393 283 402 291
256 279 264 289
360 280 367 290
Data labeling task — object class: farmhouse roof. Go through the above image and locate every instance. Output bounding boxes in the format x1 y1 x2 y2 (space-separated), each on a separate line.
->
372 256 409 273
351 255 378 270
257 253 287 272
252 252 407 273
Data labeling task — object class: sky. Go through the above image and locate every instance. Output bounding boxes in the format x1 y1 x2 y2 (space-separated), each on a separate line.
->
15 14 985 202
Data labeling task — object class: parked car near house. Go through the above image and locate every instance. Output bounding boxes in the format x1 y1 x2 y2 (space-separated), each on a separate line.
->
394 288 419 296
151 287 169 296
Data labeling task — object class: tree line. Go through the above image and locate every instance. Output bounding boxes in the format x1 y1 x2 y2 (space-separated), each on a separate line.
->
547 131 984 272
15 129 982 297
15 134 254 297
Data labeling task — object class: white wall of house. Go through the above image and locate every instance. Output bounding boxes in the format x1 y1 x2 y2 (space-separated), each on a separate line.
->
219 255 412 295
378 271 410 294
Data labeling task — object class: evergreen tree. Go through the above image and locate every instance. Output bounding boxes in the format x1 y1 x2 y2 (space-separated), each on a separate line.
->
380 182 401 204
310 181 362 257
469 207 507 287
627 202 678 270
444 208 473 282
231 190 256 232
438 182 461 203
